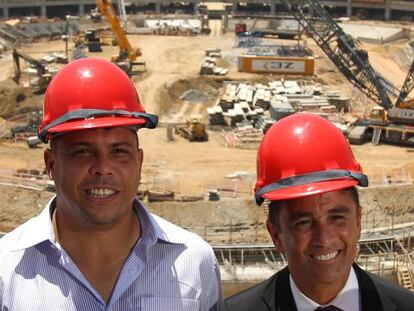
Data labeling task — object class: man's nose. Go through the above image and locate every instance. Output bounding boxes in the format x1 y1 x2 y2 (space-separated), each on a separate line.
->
312 222 333 246
89 154 113 176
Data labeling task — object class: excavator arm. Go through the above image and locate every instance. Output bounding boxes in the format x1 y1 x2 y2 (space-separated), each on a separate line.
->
12 48 50 93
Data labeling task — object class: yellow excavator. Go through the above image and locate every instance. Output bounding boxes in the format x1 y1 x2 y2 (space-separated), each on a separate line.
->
95 0 146 75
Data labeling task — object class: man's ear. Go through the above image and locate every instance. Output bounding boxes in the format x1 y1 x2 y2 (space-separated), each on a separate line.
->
44 148 55 180
266 220 285 253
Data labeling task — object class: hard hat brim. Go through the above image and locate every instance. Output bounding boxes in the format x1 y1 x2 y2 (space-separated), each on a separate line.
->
262 179 358 202
46 116 146 136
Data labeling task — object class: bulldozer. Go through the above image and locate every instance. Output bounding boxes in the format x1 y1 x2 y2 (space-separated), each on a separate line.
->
175 114 208 142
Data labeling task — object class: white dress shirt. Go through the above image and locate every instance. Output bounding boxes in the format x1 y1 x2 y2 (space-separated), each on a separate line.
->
290 267 361 311
0 197 221 310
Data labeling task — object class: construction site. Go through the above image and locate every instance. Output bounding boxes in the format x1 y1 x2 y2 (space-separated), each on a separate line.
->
1 0 414 298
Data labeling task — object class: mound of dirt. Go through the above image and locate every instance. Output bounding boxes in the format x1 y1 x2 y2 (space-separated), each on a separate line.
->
0 79 43 118
157 76 221 114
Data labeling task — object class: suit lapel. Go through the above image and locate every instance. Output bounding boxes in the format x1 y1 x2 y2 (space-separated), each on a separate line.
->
353 263 396 311
261 267 298 311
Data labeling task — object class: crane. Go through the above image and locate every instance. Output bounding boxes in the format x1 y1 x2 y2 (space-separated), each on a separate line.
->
396 60 414 109
95 0 145 75
279 0 414 146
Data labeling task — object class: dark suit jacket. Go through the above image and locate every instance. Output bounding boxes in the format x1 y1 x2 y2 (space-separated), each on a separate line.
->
221 264 414 311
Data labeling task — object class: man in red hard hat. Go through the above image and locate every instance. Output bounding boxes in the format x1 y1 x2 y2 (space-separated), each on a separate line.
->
0 58 221 310
222 113 414 311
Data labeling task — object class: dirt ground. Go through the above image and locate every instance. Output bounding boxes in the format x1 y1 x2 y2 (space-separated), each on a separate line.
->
0 20 414 235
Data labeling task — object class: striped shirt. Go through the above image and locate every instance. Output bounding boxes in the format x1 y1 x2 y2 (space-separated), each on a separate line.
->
0 198 221 310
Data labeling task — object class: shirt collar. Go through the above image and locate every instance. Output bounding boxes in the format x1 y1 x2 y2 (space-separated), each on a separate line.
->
9 196 57 251
290 266 360 311
133 199 186 245
9 196 185 252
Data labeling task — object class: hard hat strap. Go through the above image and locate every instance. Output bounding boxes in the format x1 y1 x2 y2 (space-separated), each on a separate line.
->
255 169 368 205
38 109 158 142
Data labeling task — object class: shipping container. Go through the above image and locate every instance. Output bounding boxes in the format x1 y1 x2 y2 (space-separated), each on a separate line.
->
238 55 315 75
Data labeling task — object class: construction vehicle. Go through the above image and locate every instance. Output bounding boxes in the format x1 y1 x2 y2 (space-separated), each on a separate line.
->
280 0 414 146
88 7 102 22
95 0 146 75
12 49 52 94
175 114 209 142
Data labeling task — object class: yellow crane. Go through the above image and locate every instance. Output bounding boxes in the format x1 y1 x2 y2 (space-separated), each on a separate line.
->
95 0 145 74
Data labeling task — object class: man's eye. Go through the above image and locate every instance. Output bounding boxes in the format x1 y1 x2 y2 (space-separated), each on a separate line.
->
113 148 128 154
294 220 312 229
332 215 346 222
71 148 91 156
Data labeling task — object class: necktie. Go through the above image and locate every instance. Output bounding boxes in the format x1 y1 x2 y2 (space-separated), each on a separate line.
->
314 306 343 311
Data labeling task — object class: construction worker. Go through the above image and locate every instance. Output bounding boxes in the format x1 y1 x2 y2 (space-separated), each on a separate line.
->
0 58 221 310
222 113 414 311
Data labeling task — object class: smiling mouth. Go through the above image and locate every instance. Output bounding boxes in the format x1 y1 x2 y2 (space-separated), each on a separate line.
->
86 188 117 199
310 250 340 261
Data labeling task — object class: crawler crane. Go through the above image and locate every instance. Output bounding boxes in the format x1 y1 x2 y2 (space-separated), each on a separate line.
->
280 0 414 146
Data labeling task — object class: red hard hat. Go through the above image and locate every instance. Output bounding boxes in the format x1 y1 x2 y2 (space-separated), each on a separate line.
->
38 58 157 143
255 113 368 205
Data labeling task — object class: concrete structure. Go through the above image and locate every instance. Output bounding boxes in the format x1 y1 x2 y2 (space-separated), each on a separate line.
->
341 22 409 44
0 1 413 21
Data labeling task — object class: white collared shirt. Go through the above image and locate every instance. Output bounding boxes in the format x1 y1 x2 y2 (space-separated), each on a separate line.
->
290 267 361 311
0 197 221 310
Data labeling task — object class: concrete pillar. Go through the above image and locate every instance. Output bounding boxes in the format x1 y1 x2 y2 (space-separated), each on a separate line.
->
155 1 160 14
222 10 228 30
270 0 276 15
232 1 237 15
79 3 85 16
3 5 8 19
347 0 352 17
385 0 391 21
41 5 47 18
193 1 199 15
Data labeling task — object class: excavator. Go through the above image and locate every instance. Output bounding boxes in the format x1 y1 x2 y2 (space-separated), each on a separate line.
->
280 0 414 146
12 48 52 94
95 0 146 75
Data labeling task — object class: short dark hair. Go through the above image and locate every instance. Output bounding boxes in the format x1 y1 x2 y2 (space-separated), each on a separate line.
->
267 186 360 228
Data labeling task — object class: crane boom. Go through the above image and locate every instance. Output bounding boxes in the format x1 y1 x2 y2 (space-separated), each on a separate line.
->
396 59 414 107
280 0 393 110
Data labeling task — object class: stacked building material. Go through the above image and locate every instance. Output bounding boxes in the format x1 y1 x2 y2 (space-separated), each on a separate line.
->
255 115 274 134
219 95 235 111
287 94 331 111
270 97 295 120
236 83 254 106
209 79 346 131
224 103 246 126
252 87 272 110
235 35 262 48
221 126 263 149
207 105 226 125
200 49 228 76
